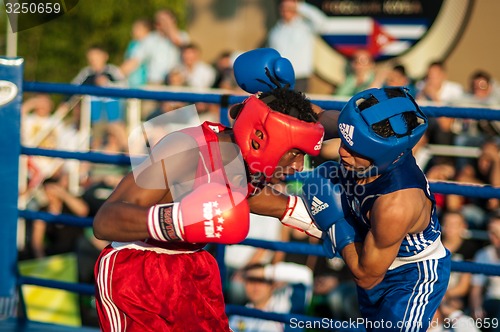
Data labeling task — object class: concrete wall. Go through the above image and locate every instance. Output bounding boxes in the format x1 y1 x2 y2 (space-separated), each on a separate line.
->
446 0 500 87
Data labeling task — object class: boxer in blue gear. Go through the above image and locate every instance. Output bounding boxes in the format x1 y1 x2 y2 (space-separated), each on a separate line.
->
302 87 451 332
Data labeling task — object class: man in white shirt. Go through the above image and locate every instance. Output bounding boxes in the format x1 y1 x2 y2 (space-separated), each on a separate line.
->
416 61 464 104
173 43 216 89
268 0 323 93
121 9 190 84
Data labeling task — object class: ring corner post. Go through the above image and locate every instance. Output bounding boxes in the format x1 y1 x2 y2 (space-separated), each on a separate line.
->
0 57 24 319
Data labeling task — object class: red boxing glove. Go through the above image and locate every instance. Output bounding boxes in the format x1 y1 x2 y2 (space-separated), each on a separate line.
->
148 183 250 244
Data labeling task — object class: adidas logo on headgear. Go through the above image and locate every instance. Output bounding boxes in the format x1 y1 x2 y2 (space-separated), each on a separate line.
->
339 123 354 146
311 196 329 215
314 135 324 151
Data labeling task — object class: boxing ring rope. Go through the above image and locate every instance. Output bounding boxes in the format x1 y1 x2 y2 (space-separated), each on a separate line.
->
20 146 131 165
3 66 500 329
22 81 500 121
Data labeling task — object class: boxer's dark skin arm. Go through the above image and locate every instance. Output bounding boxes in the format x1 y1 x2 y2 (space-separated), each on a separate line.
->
248 186 289 218
93 133 198 242
312 104 340 140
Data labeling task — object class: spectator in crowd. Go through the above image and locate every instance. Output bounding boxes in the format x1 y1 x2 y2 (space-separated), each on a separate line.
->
168 43 218 121
416 61 464 104
429 297 481 332
121 9 189 85
170 43 216 89
454 70 500 147
334 49 379 97
208 50 247 122
226 181 296 306
146 68 191 123
164 67 186 88
225 214 282 305
21 94 58 148
21 94 77 185
144 101 200 144
228 262 313 332
267 0 323 93
143 67 196 140
123 18 153 88
415 63 463 166
30 173 88 258
441 211 481 308
68 45 128 149
451 139 500 228
470 213 500 331
71 45 126 121
145 100 189 123
312 256 361 322
382 63 417 96
423 112 456 168
211 50 235 90
412 130 434 172
460 70 500 106
424 162 457 214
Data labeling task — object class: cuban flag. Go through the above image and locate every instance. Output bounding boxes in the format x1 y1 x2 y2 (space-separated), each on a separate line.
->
319 17 429 60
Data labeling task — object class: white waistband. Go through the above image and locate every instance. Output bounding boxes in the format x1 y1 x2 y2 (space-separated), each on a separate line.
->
111 241 200 255
388 236 447 270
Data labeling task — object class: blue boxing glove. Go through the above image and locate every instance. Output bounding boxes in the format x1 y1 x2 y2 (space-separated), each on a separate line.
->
322 216 360 258
300 161 345 231
301 161 362 258
233 48 295 94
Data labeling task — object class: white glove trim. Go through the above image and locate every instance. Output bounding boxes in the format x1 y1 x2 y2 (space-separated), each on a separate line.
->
281 196 322 239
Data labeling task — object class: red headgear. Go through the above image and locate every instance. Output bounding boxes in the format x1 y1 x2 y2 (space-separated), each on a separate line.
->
232 95 324 180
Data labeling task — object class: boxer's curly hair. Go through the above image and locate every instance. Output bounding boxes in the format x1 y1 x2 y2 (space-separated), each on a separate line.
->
229 88 318 123
259 88 318 123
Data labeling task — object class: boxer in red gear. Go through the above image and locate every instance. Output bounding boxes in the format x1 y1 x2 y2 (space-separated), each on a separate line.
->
93 84 324 331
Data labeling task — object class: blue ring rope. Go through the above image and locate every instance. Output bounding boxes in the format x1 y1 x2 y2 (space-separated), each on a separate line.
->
18 210 93 227
18 276 95 296
430 181 500 199
450 260 500 275
21 148 500 199
21 146 132 165
23 81 247 105
23 81 500 120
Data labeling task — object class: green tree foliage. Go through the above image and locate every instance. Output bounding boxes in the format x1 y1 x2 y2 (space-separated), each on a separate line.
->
16 0 185 83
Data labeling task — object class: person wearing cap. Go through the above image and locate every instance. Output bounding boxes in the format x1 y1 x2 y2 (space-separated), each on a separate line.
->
300 87 451 331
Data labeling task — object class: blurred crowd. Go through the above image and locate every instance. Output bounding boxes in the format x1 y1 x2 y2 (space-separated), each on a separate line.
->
17 2 500 331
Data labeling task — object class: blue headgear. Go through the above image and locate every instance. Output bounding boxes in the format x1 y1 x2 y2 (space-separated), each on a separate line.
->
337 87 428 177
